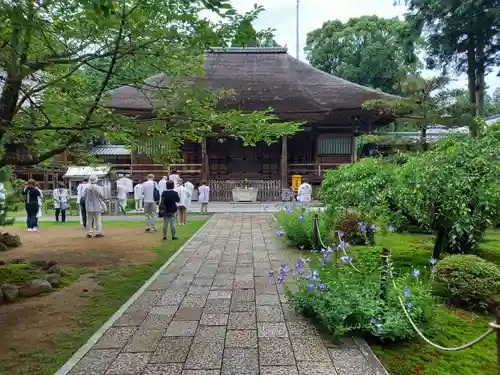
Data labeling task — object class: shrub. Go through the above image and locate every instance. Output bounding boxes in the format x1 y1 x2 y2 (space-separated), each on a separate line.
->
274 205 334 250
434 254 500 311
336 212 363 244
278 248 434 341
392 131 500 257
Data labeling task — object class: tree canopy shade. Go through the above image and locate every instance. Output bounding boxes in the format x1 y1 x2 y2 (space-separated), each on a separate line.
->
304 16 421 95
0 0 290 167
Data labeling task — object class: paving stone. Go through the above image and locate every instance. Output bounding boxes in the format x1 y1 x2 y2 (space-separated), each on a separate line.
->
258 322 289 337
291 336 330 362
200 313 229 325
164 321 199 336
228 311 256 329
232 289 255 302
258 337 295 366
257 305 285 322
158 292 186 306
69 349 119 375
150 337 193 363
193 325 227 344
230 299 256 312
187 286 211 295
173 307 203 321
192 278 214 287
221 348 259 375
150 305 178 316
204 298 231 314
282 304 306 321
208 290 232 299
297 362 338 375
105 352 150 374
114 312 148 327
256 294 280 305
123 329 164 352
225 329 258 348
260 366 299 375
286 320 319 336
180 294 208 308
141 314 174 330
328 347 372 375
143 364 183 375
255 283 278 295
184 341 224 369
182 371 220 375
94 327 137 349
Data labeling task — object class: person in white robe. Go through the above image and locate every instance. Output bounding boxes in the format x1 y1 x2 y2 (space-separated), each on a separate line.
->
184 180 194 210
77 179 90 227
297 180 313 203
198 181 210 215
158 176 168 195
117 182 128 213
134 182 143 211
169 170 180 187
174 180 191 225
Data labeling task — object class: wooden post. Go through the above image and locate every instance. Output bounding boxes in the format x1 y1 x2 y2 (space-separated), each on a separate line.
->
313 213 319 250
201 137 209 182
351 134 358 163
380 248 389 301
281 135 288 189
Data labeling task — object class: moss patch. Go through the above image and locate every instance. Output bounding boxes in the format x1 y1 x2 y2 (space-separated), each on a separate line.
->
0 263 46 285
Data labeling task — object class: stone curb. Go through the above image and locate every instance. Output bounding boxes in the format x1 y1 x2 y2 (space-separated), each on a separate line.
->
353 336 390 375
53 215 215 375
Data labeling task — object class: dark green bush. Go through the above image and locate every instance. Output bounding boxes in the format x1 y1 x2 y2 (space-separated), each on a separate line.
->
336 212 364 245
435 254 500 311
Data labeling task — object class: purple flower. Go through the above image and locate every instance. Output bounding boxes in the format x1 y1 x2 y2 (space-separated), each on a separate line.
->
307 283 314 292
412 268 420 278
298 215 304 222
318 283 326 290
370 224 380 231
403 288 411 297
297 258 305 268
340 256 352 263
370 318 383 333
305 258 311 264
337 241 347 250
360 225 367 232
268 270 275 278
431 267 437 273
429 257 437 265
276 230 285 237
407 301 414 309
277 274 285 283
387 225 395 231
338 231 345 238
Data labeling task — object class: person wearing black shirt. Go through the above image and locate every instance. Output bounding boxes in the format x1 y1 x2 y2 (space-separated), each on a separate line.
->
159 180 180 240
23 179 41 231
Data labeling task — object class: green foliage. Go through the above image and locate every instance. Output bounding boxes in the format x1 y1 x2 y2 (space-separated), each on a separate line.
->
274 205 334 250
305 16 422 95
0 0 299 168
435 254 500 311
286 254 434 341
392 130 500 256
320 157 396 223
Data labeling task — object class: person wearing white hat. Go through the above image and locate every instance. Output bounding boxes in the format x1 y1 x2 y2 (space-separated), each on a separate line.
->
84 174 105 238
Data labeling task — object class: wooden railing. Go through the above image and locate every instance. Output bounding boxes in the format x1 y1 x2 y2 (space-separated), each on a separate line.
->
288 163 343 176
111 163 202 176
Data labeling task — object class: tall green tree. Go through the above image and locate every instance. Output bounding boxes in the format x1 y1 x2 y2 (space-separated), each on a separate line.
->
304 16 421 95
401 0 500 135
0 0 298 168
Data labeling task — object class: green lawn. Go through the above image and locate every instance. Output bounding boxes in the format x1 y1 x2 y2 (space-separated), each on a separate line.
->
352 230 499 375
0 219 207 375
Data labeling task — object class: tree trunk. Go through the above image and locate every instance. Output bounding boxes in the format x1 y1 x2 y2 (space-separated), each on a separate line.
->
476 34 486 118
466 34 478 137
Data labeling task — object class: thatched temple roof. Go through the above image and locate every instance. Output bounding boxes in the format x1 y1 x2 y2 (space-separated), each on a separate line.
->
102 47 398 127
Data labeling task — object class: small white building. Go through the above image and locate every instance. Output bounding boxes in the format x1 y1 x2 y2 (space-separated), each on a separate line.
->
63 165 112 199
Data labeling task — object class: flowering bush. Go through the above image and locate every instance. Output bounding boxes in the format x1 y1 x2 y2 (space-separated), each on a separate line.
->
272 229 434 342
274 203 334 250
434 254 500 311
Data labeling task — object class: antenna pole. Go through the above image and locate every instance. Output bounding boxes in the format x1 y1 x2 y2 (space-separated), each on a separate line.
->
296 0 299 59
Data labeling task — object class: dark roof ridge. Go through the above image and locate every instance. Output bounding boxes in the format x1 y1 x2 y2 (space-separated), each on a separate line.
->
207 47 288 54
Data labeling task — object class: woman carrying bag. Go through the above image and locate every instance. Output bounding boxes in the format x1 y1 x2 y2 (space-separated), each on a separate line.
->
53 182 70 223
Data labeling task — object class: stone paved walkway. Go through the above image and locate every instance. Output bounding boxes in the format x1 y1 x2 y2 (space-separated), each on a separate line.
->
65 214 387 375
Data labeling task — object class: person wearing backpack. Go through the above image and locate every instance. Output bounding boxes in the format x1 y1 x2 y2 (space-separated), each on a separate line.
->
159 180 180 240
142 174 160 233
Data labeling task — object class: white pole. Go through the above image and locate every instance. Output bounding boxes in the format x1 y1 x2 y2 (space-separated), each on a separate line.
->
296 0 300 59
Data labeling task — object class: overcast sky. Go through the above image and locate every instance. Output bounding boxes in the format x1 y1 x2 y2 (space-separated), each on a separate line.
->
213 0 500 95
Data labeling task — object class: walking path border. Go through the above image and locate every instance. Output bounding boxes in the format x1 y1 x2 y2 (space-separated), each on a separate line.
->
53 216 214 375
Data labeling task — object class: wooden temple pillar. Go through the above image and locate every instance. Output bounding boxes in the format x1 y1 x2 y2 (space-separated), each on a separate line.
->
351 134 358 163
281 135 288 189
201 137 209 182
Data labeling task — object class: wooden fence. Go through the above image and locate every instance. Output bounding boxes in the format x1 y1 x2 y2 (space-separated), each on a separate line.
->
208 180 282 202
